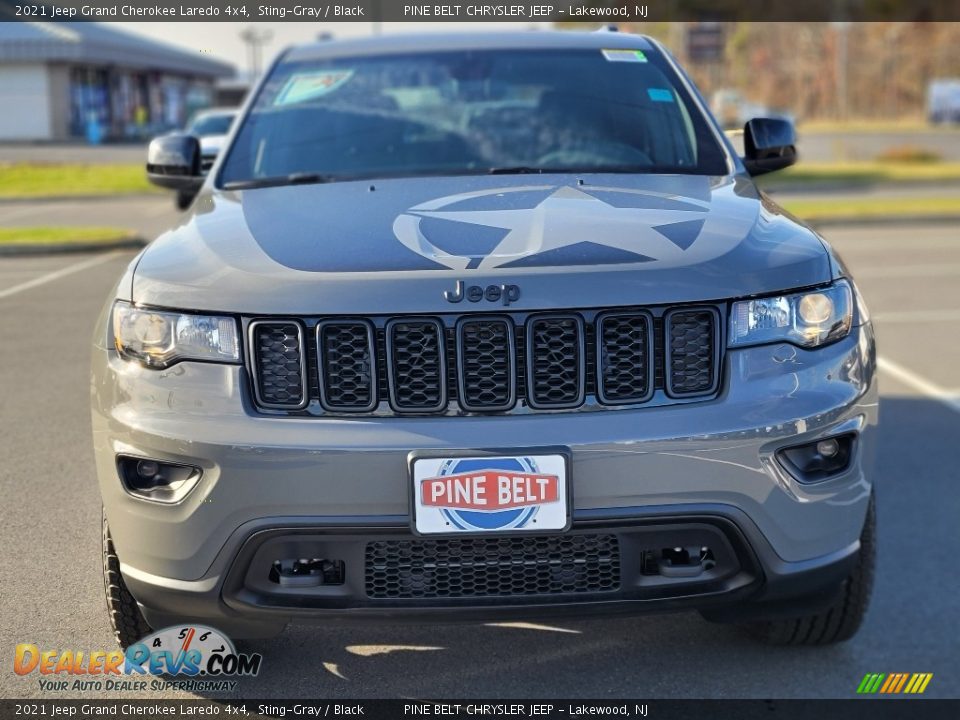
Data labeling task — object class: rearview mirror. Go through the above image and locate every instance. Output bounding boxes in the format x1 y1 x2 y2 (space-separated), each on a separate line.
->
742 118 797 176
146 134 203 191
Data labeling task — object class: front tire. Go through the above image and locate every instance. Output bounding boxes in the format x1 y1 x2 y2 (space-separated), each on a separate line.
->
102 509 152 649
744 495 876 645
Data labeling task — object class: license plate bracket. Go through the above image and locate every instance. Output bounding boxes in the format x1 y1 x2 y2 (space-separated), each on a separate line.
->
409 448 571 536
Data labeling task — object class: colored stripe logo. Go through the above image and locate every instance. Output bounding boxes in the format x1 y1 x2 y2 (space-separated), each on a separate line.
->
857 673 933 694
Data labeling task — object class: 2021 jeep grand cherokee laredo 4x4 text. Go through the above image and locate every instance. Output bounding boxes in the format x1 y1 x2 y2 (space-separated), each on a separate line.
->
93 32 877 648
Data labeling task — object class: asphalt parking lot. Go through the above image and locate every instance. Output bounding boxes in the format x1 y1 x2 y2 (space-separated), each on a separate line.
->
0 196 177 244
1 220 958 700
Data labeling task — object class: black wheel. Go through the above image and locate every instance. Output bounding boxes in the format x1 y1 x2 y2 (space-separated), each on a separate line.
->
102 509 152 649
744 494 875 646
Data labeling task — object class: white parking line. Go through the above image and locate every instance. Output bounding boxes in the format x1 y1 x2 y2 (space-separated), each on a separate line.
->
875 308 960 323
0 250 123 300
146 202 174 217
485 622 582 634
322 662 347 680
345 645 444 657
877 356 960 415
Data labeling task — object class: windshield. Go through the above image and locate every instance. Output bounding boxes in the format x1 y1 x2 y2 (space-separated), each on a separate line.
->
219 47 730 186
189 113 235 137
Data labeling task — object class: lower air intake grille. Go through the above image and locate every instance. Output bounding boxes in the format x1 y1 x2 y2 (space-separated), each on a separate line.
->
365 534 621 600
250 322 305 408
666 309 719 396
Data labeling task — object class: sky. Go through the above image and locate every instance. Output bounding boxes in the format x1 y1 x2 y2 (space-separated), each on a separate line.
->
110 22 547 76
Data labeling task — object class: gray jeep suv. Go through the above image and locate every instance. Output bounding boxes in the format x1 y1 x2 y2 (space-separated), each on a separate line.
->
93 31 877 648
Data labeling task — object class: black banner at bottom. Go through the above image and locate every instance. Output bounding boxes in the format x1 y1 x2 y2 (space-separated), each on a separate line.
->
1 700 958 720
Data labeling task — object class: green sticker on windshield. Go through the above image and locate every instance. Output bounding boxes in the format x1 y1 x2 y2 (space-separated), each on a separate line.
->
602 49 647 63
274 70 354 106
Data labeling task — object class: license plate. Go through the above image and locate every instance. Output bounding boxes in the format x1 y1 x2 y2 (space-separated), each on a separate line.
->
411 452 570 535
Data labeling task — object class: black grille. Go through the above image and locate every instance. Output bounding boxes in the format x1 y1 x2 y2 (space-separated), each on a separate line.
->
249 306 721 414
666 309 719 396
527 316 585 408
250 322 305 408
317 321 376 411
457 318 515 411
365 534 620 600
597 313 653 404
387 319 446 411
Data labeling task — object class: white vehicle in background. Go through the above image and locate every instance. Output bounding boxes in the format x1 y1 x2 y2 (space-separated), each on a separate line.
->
174 107 237 209
710 89 794 131
928 79 960 124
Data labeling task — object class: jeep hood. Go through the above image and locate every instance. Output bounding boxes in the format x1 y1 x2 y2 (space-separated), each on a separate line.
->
131 174 830 314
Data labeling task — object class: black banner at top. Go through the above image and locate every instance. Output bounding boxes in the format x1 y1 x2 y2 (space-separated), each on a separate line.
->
2 0 960 22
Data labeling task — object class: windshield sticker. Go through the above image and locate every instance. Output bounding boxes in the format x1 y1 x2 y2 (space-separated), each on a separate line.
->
647 88 675 103
602 49 647 63
274 70 354 106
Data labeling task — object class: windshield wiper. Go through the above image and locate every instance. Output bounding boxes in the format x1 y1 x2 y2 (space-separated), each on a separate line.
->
222 172 335 190
486 165 658 176
486 166 546 175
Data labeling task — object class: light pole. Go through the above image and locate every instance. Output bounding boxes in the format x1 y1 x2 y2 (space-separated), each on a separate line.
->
831 21 851 121
239 27 274 80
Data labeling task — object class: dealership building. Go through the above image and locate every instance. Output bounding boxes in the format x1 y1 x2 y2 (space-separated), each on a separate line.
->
0 22 234 141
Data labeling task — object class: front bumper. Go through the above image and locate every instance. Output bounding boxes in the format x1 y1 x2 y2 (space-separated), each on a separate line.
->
119 509 859 637
92 322 877 628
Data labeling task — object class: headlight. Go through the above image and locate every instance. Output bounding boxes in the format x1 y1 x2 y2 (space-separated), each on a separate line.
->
729 280 853 348
112 301 239 368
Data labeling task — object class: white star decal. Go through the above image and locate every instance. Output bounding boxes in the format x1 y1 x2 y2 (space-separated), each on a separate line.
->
394 185 709 271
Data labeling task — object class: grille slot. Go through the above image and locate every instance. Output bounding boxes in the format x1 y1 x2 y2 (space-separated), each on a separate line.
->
526 315 585 409
665 308 720 397
457 317 515 411
365 534 620 600
597 312 654 404
386 318 446 412
317 320 377 412
249 322 306 409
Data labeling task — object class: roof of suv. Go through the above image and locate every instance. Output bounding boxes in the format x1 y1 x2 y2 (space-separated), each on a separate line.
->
284 30 656 63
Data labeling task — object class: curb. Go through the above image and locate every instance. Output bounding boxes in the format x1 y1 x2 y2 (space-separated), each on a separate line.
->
761 179 960 195
0 237 146 257
0 193 161 204
807 213 960 229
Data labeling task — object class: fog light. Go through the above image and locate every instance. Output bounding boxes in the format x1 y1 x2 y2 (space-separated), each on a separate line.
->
777 434 855 483
136 460 160 480
117 456 201 503
816 439 840 458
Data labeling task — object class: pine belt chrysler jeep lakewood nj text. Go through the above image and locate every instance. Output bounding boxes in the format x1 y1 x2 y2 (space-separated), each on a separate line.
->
92 31 878 648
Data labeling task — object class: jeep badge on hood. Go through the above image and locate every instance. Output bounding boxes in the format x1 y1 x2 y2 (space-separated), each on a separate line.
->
444 281 521 306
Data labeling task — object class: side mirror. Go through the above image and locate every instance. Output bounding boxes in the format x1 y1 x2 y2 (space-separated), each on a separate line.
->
742 118 797 176
146 134 203 191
